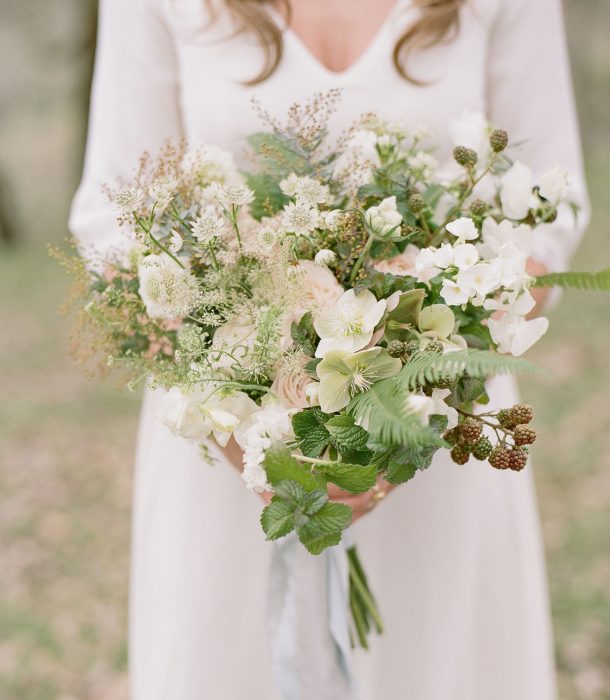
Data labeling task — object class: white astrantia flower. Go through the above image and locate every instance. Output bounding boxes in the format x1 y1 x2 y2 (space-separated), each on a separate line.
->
539 165 570 204
408 151 438 181
238 403 294 493
322 209 343 231
168 229 183 253
314 249 337 267
453 243 479 270
500 162 538 220
148 177 177 210
114 187 143 214
314 288 387 358
191 206 225 243
449 110 489 158
446 217 479 244
257 227 277 249
157 386 257 445
280 174 330 206
216 184 255 208
406 388 458 429
182 144 239 186
281 201 321 236
365 196 403 237
479 217 534 258
138 254 201 320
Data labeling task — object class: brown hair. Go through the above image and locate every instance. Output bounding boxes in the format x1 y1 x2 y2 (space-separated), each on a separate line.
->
205 0 464 85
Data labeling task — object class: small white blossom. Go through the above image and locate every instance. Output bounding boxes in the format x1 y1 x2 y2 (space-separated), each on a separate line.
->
479 217 534 258
182 145 239 186
191 207 225 243
216 184 255 207
322 209 343 231
446 217 479 244
539 165 570 204
138 254 200 320
409 151 438 181
365 196 403 237
148 178 177 209
168 229 183 253
415 243 454 280
280 174 330 206
281 201 320 236
114 187 143 213
314 249 337 267
406 388 458 429
257 227 278 248
453 243 479 270
487 288 549 356
457 261 502 299
440 279 471 306
500 163 538 220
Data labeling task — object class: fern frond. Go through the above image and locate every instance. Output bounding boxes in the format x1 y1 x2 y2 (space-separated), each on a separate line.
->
347 379 444 448
396 349 539 391
531 268 610 291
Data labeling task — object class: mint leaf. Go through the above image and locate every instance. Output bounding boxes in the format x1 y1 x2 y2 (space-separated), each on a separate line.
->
274 479 307 503
315 462 377 494
301 489 328 516
292 408 332 458
263 442 323 491
297 502 352 555
261 498 295 540
385 458 417 485
325 414 370 451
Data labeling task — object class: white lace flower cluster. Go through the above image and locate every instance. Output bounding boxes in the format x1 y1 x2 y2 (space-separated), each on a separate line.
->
137 254 201 320
279 174 330 237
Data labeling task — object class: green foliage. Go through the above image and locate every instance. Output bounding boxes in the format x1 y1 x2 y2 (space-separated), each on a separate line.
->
263 442 324 491
314 462 377 495
292 407 333 458
531 268 610 291
291 312 317 356
244 172 288 220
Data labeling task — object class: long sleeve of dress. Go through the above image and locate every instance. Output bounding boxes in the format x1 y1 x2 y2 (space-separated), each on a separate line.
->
69 0 183 261
485 0 589 274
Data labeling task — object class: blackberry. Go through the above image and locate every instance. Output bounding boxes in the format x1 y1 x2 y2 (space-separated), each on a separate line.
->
425 340 444 354
513 425 537 446
443 428 461 446
453 146 478 167
472 436 493 460
470 199 488 217
497 408 518 430
509 447 528 471
451 445 470 465
489 446 511 470
387 340 406 358
408 193 425 213
460 417 483 442
510 403 533 424
404 341 420 357
489 129 509 152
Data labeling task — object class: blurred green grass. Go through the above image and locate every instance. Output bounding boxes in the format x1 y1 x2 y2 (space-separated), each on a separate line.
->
0 0 609 698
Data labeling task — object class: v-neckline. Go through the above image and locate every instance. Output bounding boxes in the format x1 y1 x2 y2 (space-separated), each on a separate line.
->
271 1 406 79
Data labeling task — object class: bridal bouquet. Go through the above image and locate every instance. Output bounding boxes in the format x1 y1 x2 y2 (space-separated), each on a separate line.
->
58 92 609 647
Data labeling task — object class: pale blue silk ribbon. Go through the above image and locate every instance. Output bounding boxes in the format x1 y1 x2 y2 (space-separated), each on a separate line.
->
268 532 358 700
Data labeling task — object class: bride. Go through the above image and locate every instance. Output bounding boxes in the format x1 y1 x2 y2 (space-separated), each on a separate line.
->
70 0 588 697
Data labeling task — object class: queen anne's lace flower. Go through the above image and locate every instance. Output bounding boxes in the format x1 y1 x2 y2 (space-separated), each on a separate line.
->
138 254 201 320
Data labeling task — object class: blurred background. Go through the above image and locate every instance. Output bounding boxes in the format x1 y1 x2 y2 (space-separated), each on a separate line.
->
0 1 608 698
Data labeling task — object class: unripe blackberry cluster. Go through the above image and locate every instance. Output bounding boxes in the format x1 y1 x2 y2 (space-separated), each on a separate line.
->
425 340 444 354
513 425 536 446
386 339 420 362
453 146 478 168
470 199 489 217
489 129 509 152
489 445 529 472
408 193 425 213
447 418 486 465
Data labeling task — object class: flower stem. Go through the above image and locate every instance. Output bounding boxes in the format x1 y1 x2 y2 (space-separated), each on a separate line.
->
349 236 373 285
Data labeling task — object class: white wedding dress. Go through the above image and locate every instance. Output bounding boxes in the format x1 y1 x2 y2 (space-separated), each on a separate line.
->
70 0 588 698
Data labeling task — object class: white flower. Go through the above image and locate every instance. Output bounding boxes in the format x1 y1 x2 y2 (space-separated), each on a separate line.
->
322 209 343 231
157 386 257 446
238 404 294 493
216 184 255 207
138 254 200 320
488 313 549 356
440 279 471 306
449 110 489 158
168 229 183 253
314 249 337 267
114 187 143 213
182 145 239 186
257 227 278 248
500 163 538 220
457 261 501 298
281 201 320 236
280 174 330 206
305 382 320 406
479 217 534 258
446 217 479 244
407 388 458 429
453 243 479 270
148 178 177 209
415 243 454 281
539 165 570 204
191 206 225 243
494 242 529 290
413 124 433 141
409 151 438 180
365 196 403 237
484 287 536 316
314 288 386 358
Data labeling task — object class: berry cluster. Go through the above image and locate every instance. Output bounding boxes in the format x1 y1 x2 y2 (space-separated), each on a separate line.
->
445 403 536 473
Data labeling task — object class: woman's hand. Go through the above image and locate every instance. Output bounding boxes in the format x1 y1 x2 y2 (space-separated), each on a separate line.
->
525 258 550 318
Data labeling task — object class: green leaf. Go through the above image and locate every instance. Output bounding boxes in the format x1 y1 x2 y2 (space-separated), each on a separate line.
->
315 462 377 495
384 289 426 341
454 376 487 404
244 172 288 220
263 443 323 491
291 312 317 356
300 490 329 516
292 408 332 458
458 323 493 350
531 268 610 291
273 479 307 503
304 358 322 379
385 458 417 485
297 502 352 555
260 498 295 540
325 414 370 451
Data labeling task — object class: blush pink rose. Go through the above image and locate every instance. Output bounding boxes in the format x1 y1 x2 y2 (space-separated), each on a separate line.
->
373 244 420 277
271 370 315 410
